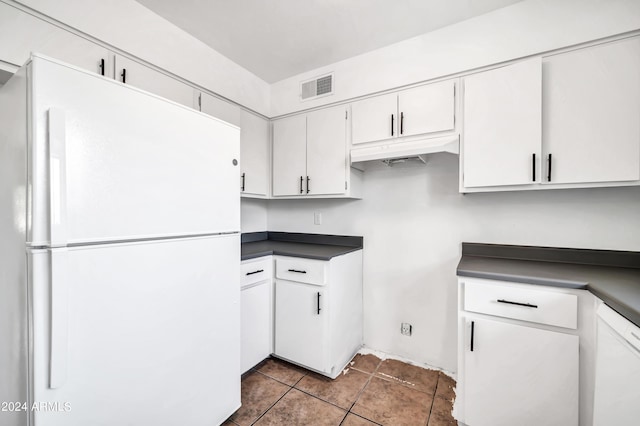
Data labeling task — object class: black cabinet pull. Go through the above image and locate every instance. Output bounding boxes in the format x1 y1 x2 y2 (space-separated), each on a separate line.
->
245 269 264 276
287 269 307 274
299 176 303 194
241 173 246 191
532 153 536 181
306 176 310 194
547 153 552 182
391 114 394 136
317 292 321 315
121 68 127 84
400 112 404 135
497 299 538 309
470 321 475 352
99 58 105 76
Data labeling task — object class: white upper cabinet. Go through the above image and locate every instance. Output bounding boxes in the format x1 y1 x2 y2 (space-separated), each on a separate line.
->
542 37 640 184
398 80 456 138
199 91 241 127
306 105 347 196
0 2 111 77
273 106 355 198
351 80 456 145
114 55 194 108
240 110 270 197
272 114 307 196
351 93 397 144
462 59 542 188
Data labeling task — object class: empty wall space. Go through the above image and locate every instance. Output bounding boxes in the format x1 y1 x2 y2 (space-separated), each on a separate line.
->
265 155 640 372
240 198 268 233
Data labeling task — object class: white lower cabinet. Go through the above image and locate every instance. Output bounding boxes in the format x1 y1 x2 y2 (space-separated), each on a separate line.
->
457 278 585 426
240 257 273 373
274 252 363 378
463 318 578 426
275 279 328 372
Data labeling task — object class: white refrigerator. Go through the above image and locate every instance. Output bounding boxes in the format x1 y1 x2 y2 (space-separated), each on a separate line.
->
0 55 241 426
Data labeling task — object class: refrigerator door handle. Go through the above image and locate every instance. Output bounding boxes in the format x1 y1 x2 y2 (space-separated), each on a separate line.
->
50 248 70 388
48 108 68 247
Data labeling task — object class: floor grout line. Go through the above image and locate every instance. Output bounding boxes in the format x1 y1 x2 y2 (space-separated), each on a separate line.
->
344 360 383 424
249 385 295 426
425 375 443 426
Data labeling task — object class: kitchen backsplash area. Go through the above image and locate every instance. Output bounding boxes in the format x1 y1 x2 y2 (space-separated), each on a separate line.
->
259 154 640 372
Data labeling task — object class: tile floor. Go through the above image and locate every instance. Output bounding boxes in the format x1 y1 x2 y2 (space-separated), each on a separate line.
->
224 354 457 426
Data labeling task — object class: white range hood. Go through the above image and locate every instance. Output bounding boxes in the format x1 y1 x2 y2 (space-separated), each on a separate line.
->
350 134 459 164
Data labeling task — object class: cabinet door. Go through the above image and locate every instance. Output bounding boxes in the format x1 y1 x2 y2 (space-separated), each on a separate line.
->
351 92 398 144
241 281 272 373
240 110 269 196
543 37 640 184
272 115 307 196
306 105 347 195
275 280 327 373
200 92 241 127
398 80 455 137
0 2 110 76
463 59 542 188
114 55 194 108
464 318 578 426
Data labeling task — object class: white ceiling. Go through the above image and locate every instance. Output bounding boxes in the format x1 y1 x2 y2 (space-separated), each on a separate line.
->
136 0 523 83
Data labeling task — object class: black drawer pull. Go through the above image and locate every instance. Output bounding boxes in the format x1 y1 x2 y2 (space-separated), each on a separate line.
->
532 153 536 181
391 114 394 136
547 153 552 182
241 172 246 191
245 269 264 276
300 176 303 194
317 292 321 315
287 269 307 274
470 321 475 352
497 299 538 309
99 58 105 76
121 68 127 84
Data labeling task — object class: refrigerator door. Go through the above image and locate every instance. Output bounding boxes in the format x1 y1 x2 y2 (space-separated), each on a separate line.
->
29 234 240 426
29 56 240 247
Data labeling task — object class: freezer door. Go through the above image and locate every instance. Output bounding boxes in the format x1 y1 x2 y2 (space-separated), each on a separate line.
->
29 235 240 426
29 56 240 246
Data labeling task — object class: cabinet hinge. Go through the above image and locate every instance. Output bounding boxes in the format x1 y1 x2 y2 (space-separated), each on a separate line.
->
198 93 202 111
345 111 348 120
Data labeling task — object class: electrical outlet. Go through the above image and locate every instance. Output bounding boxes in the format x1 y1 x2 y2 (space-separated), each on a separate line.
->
314 212 322 225
401 323 412 336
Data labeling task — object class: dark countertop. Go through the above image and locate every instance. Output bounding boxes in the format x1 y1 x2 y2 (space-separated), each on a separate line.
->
457 243 640 327
241 232 363 261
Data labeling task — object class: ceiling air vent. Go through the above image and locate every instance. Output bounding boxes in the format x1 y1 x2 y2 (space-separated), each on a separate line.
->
300 73 334 101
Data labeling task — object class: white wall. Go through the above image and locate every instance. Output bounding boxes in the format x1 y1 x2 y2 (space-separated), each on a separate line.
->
266 0 640 371
15 0 271 114
267 156 640 372
271 0 640 116
241 199 268 233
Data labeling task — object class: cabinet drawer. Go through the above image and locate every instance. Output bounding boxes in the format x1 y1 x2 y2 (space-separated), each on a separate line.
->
241 257 272 287
276 257 327 286
464 280 577 329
